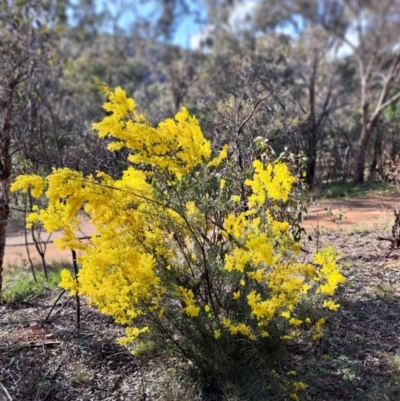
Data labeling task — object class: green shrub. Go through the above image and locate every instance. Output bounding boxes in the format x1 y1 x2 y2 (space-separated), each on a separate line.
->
12 87 344 398
3 262 70 303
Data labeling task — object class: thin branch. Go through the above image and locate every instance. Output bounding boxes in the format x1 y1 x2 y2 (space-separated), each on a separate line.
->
71 249 80 330
236 92 274 137
376 90 400 115
0 382 12 401
44 290 66 322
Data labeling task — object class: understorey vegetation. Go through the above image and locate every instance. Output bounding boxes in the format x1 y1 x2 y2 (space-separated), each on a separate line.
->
11 87 345 399
2 1 400 399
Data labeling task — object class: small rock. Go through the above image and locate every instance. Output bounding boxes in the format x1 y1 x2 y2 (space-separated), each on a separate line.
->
30 323 39 332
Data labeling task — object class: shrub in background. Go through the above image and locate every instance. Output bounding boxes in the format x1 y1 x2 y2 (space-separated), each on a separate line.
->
12 87 344 398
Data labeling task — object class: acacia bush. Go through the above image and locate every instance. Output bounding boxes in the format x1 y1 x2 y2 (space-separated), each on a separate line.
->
12 87 344 398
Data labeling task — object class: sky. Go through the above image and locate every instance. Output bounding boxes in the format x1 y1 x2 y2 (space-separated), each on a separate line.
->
82 0 208 48
115 0 208 48
190 0 259 48
66 0 312 50
173 12 205 48
68 0 261 49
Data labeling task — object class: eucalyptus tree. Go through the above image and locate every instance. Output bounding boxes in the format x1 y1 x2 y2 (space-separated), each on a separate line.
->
0 0 61 295
275 26 353 187
0 0 101 295
254 0 400 183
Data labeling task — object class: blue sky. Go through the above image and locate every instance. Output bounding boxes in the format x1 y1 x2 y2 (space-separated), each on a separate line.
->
66 0 207 48
67 0 300 49
67 1 269 49
172 11 205 48
113 1 207 48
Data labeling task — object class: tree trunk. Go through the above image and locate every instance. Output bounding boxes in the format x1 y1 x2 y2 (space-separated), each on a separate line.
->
369 125 383 181
353 125 371 184
0 156 11 299
306 147 317 189
0 200 9 299
0 82 13 299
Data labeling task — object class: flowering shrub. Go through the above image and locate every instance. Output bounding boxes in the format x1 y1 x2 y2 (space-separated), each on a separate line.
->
11 86 344 395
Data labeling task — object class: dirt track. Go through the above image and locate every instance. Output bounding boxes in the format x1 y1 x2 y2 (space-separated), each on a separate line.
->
303 194 400 232
5 221 93 268
4 194 400 268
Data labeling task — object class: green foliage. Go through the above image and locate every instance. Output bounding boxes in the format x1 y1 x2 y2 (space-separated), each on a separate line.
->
3 262 71 303
316 180 395 199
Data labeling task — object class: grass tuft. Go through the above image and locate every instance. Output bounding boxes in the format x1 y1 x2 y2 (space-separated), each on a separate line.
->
315 180 396 199
3 261 73 303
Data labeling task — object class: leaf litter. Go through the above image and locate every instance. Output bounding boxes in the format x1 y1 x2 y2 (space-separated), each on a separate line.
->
1 226 400 400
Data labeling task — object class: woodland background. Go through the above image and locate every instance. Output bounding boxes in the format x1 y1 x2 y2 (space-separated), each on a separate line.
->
2 0 400 293
2 2 400 401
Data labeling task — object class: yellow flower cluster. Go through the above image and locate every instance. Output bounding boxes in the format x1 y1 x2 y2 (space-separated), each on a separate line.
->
208 144 230 167
219 157 345 340
314 247 345 296
221 318 256 340
271 369 308 401
245 160 295 205
175 286 200 317
11 175 45 198
11 87 345 356
92 87 211 178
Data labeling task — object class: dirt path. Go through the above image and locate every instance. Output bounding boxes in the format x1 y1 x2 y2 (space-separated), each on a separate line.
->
4 194 399 268
5 234 73 268
303 194 400 232
5 221 93 268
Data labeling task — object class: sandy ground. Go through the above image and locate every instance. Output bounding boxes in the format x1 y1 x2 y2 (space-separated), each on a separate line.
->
4 194 399 268
303 194 400 232
5 221 93 268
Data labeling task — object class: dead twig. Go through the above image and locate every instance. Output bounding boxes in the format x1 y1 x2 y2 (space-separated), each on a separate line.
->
0 341 61 352
377 209 400 257
71 250 81 330
0 381 13 401
44 289 66 322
